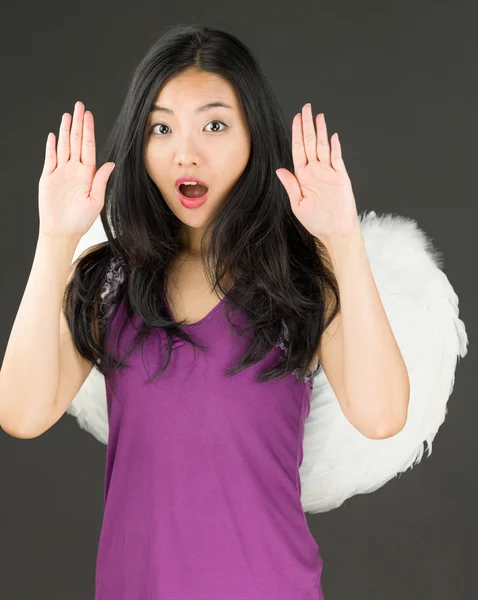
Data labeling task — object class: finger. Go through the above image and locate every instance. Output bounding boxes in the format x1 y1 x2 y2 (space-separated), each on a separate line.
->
316 113 331 165
70 101 85 162
330 133 346 172
90 162 116 207
42 132 57 176
292 112 307 172
276 168 303 211
57 113 71 166
301 103 318 164
81 111 96 168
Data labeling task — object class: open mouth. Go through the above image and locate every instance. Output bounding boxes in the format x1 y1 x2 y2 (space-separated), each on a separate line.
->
177 184 210 208
178 183 209 199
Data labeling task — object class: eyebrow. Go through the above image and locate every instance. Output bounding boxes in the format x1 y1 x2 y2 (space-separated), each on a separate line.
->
149 101 234 116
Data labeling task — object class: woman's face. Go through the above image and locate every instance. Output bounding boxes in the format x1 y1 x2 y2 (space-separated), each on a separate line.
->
144 67 251 256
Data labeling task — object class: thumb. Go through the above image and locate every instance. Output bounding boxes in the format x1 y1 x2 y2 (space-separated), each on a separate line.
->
90 162 116 205
275 169 302 211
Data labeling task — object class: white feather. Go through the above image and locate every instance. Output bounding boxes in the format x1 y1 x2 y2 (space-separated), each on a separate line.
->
66 211 469 513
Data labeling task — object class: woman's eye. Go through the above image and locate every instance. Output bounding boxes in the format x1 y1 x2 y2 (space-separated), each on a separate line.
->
149 120 228 135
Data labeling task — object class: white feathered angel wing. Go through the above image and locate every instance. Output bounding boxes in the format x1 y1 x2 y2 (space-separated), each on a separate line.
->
66 212 469 514
299 210 468 513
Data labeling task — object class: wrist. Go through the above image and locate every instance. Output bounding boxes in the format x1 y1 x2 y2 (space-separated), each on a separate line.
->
321 229 365 256
319 232 366 283
37 231 81 247
36 232 81 257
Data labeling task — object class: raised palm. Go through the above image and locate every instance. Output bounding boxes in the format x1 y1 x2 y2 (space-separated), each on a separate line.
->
38 101 115 241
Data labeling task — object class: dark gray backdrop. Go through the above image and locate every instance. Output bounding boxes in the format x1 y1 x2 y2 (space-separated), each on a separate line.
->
0 1 475 598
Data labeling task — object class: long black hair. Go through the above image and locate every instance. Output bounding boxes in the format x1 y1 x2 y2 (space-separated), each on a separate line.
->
63 23 340 391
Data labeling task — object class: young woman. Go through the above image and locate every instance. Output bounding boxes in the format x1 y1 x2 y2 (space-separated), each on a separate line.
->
0 23 467 600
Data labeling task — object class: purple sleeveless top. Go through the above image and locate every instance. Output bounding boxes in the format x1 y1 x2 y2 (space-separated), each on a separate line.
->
94 258 324 600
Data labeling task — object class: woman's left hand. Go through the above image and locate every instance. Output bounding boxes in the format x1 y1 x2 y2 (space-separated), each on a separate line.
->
276 103 361 247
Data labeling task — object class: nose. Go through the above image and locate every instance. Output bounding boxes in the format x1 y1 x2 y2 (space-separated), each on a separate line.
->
174 133 202 166
177 156 198 166
176 153 199 167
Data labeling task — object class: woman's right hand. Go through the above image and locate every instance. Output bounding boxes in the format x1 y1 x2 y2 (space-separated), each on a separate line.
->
38 100 116 241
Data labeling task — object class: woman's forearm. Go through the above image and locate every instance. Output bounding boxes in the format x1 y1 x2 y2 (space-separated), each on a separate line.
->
324 231 410 438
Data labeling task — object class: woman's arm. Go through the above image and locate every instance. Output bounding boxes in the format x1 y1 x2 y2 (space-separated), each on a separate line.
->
317 230 410 439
